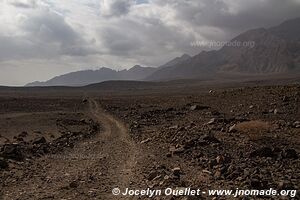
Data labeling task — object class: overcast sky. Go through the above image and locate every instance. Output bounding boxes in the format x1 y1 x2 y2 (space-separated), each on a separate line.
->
0 0 300 85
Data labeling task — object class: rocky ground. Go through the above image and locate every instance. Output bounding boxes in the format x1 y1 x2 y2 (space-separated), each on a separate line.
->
99 84 300 199
0 84 299 199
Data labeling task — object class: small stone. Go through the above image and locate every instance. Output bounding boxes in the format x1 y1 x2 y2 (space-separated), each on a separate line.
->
228 124 237 133
293 121 300 128
282 149 298 159
147 171 158 181
140 138 151 144
169 125 179 129
190 105 198 111
250 147 274 158
216 155 224 164
203 135 221 144
80 119 87 123
169 145 185 154
18 131 28 138
0 158 8 169
172 167 181 176
69 181 79 188
32 136 47 145
282 96 288 102
207 118 216 125
202 169 212 174
166 152 172 157
214 170 222 179
190 105 210 111
249 179 262 189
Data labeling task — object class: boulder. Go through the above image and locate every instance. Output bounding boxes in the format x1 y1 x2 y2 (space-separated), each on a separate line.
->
0 158 8 169
172 167 181 176
32 136 47 145
203 135 221 144
0 144 26 161
250 147 274 158
282 149 298 159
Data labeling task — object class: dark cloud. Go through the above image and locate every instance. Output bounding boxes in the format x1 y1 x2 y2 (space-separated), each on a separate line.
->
9 0 37 8
0 7 98 61
169 0 300 39
100 0 134 17
21 10 80 45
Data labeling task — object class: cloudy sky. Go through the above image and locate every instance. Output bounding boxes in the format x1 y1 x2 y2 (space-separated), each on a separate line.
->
0 0 300 85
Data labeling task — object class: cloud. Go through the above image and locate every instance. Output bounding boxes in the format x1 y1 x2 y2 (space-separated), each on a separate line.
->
8 0 37 8
0 2 98 61
0 0 300 85
100 0 134 17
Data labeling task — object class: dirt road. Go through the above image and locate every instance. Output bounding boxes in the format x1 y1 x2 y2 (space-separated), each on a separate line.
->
2 99 138 200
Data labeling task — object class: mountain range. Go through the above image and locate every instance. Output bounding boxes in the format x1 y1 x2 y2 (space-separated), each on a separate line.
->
26 65 156 87
26 17 300 87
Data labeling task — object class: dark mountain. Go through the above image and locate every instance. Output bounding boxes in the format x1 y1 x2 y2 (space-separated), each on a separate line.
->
26 65 156 87
146 17 300 81
159 54 191 69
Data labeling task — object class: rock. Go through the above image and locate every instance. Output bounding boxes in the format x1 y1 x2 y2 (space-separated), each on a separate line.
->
216 156 224 164
293 121 300 128
190 105 198 111
147 171 159 181
249 179 262 189
190 105 210 111
32 136 47 145
140 138 151 144
172 167 181 176
18 131 28 138
82 99 88 103
169 125 179 129
169 145 185 154
80 118 87 123
250 147 274 158
203 135 221 144
166 107 174 112
0 144 25 161
282 149 298 159
207 118 216 125
166 152 172 157
69 181 79 188
16 137 24 142
277 181 294 190
228 124 237 133
0 135 10 144
282 96 288 102
202 169 212 174
214 170 222 179
249 105 254 109
211 110 221 116
0 158 8 169
274 108 279 114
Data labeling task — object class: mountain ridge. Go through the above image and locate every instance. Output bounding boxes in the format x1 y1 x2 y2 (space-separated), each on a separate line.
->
145 17 300 81
26 65 156 87
26 17 300 86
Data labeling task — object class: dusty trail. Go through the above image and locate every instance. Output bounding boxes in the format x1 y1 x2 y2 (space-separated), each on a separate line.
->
2 99 138 200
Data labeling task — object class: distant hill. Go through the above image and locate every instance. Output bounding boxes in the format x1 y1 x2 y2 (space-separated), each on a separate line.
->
158 54 191 69
146 17 300 81
26 65 156 87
